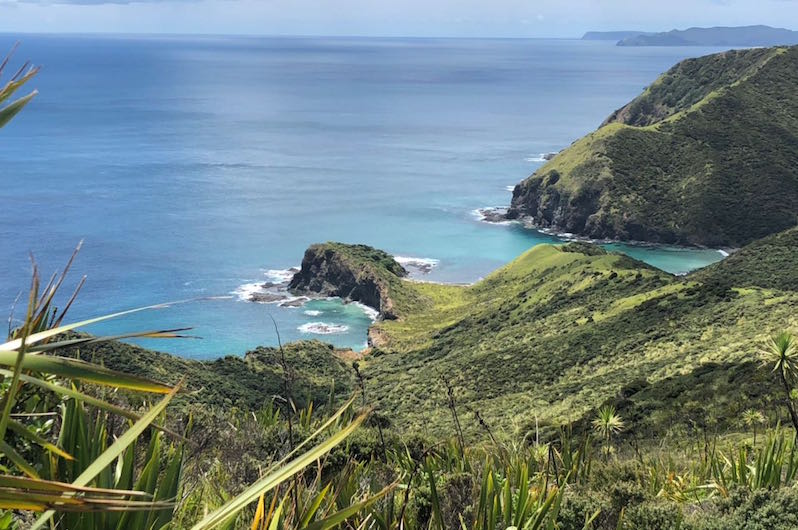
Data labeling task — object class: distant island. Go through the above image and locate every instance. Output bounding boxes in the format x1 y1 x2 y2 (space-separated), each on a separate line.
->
581 30 648 41
616 25 798 46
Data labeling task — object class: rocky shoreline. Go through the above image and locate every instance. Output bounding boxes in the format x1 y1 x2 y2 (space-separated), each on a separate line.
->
474 206 736 256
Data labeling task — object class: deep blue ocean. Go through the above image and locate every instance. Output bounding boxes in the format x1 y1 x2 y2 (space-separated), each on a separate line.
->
1 35 730 358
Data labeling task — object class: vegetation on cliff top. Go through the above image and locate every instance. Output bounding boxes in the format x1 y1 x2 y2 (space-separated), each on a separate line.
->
289 242 432 319
508 45 798 247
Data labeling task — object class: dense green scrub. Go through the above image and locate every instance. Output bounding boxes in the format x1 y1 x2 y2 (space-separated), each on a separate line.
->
35 235 798 529
67 338 356 411
363 237 797 439
692 225 798 291
507 46 798 247
74 234 798 443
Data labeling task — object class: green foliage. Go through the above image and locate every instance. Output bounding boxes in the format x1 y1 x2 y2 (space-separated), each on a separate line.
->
62 338 356 412
364 243 798 438
509 46 798 247
693 226 798 291
684 487 798 530
0 44 39 129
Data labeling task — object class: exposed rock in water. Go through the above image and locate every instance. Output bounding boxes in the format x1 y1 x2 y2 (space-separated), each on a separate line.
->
476 207 509 223
249 291 289 303
288 243 408 320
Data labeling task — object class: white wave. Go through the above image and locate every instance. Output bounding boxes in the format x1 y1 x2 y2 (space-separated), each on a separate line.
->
298 322 349 334
264 267 299 284
505 185 516 192
472 207 514 226
350 302 380 321
526 151 558 163
394 255 440 276
394 256 440 267
471 208 487 221
232 282 266 302
277 296 309 307
717 249 730 257
304 309 322 316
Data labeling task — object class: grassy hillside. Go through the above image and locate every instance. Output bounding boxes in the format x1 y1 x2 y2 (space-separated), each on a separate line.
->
692 226 798 292
65 235 798 443
66 337 356 411
507 46 798 247
362 242 797 439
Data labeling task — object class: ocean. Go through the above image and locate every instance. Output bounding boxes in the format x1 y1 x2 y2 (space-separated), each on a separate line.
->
0 34 729 358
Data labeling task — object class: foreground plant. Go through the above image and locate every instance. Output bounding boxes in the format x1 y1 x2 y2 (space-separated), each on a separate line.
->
592 406 624 462
0 250 196 527
0 43 39 128
760 331 798 434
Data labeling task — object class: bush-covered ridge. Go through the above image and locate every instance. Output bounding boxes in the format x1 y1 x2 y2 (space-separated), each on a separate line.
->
691 225 798 292
66 337 356 411
507 45 798 247
72 236 798 440
362 241 798 437
603 47 780 127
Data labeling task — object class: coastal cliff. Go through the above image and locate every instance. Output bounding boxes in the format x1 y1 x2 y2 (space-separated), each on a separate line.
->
288 243 409 320
506 46 798 247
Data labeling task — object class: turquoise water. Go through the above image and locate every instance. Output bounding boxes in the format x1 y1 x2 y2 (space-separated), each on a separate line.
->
0 35 727 358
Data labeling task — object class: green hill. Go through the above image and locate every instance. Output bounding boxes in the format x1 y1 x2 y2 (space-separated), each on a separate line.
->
65 337 356 411
692 225 798 292
269 241 796 440
506 46 798 247
362 241 796 437
74 237 798 441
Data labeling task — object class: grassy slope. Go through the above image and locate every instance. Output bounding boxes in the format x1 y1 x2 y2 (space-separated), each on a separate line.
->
510 46 798 247
364 240 797 439
66 337 356 411
692 226 798 292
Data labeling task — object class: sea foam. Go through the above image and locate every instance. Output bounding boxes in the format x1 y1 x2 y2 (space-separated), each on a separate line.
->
298 322 349 334
394 255 440 278
233 266 300 304
351 302 380 321
264 267 300 284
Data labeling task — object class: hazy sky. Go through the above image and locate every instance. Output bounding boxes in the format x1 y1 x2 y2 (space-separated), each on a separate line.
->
1 0 798 37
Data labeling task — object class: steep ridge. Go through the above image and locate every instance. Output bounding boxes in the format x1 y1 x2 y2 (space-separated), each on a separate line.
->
506 46 798 247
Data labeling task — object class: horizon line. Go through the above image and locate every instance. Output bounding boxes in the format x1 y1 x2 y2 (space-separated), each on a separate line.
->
0 30 591 40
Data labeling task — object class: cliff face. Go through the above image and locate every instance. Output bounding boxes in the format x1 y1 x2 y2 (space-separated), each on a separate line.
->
506 46 798 247
288 243 408 320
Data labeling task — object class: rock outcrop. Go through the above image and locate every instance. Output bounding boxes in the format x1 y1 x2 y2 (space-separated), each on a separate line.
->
288 243 407 320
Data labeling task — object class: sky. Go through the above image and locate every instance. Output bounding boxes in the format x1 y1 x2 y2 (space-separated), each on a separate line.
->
1 0 798 37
